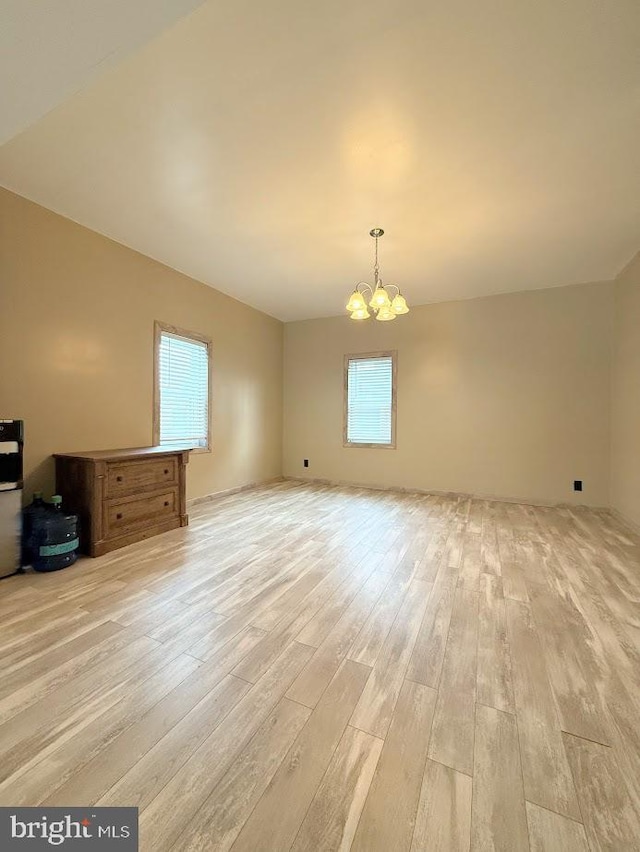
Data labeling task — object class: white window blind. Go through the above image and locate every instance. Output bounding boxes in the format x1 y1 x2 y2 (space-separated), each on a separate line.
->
158 331 209 449
346 356 394 445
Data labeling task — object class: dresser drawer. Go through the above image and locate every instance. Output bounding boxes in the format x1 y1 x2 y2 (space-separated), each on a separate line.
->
104 489 178 539
105 456 178 497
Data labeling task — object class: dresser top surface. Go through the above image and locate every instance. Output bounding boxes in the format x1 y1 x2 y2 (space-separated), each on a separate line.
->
54 446 190 462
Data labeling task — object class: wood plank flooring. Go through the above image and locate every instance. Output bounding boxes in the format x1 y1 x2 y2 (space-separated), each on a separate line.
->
1 480 640 850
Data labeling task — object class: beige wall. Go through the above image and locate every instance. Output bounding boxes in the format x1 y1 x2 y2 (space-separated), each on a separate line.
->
611 252 640 528
0 189 283 502
1 186 625 512
284 282 614 506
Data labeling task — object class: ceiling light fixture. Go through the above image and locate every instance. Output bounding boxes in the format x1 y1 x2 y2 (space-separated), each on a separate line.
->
346 228 409 321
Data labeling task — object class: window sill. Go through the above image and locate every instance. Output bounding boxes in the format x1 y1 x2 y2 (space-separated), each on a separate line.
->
156 443 210 455
343 442 396 449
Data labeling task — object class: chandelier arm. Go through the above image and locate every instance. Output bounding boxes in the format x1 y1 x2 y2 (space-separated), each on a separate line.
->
356 282 373 297
385 284 400 297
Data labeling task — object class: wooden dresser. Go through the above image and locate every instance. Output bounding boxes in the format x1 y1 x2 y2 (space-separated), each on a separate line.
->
54 447 189 556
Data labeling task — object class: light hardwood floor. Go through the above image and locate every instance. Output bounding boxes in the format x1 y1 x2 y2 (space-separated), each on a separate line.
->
1 481 640 850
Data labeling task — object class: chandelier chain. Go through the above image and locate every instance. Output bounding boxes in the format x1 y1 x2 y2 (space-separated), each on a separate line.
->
374 234 380 284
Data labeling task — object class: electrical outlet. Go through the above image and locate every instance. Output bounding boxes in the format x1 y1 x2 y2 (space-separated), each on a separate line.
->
573 480 583 492
303 459 309 468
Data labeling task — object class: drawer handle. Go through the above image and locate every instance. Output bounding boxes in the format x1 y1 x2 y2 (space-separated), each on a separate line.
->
164 501 170 507
116 512 123 520
164 469 169 475
116 476 123 482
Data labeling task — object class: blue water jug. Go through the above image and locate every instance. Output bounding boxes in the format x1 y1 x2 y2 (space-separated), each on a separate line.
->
31 495 79 572
21 491 48 566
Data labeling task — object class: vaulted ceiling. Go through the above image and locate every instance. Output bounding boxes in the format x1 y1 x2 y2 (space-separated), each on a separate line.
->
1 0 638 320
0 0 206 144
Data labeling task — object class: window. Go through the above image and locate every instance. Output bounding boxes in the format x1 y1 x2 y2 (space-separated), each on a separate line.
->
153 321 211 451
344 351 397 448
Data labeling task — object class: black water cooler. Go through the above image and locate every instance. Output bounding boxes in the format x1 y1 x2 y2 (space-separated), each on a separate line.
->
0 420 23 579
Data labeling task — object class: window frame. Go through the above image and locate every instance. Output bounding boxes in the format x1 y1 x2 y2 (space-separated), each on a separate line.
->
153 320 212 454
343 350 397 449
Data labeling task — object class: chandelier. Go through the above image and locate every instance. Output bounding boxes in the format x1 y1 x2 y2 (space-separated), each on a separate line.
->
346 228 409 321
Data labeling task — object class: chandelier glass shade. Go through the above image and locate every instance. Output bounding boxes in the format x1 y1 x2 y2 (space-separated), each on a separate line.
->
346 228 410 321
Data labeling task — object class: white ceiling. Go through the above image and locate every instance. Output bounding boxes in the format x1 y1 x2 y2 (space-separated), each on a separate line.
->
1 0 639 321
0 1 206 145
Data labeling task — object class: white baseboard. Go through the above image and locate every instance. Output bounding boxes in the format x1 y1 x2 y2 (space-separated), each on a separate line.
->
187 476 284 507
187 473 617 515
282 475 610 511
